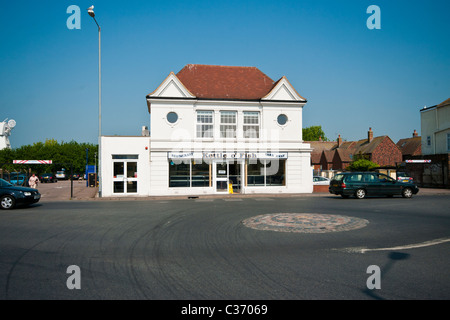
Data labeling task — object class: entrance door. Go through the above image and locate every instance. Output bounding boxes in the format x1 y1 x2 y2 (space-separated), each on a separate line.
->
214 160 242 193
215 162 228 193
113 161 138 194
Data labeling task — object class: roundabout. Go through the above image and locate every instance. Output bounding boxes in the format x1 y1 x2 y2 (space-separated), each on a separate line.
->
242 213 369 233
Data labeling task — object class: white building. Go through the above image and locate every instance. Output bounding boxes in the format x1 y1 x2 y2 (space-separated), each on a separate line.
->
101 64 313 197
420 97 450 155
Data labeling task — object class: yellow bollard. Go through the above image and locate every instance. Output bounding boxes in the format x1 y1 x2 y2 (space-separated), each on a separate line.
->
228 183 234 194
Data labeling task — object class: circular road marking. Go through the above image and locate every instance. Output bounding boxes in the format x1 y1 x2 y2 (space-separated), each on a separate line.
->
242 213 369 233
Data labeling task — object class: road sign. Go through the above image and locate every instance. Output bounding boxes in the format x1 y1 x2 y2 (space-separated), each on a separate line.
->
405 160 431 163
13 160 53 164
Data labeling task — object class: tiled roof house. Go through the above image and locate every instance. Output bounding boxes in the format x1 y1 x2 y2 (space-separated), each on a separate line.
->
309 128 403 171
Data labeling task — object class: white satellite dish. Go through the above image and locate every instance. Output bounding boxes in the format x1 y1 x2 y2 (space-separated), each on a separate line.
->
8 119 16 128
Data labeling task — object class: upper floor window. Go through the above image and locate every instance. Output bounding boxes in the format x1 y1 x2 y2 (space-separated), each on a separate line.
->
447 133 450 151
427 136 431 146
220 111 237 138
196 111 213 138
243 112 260 138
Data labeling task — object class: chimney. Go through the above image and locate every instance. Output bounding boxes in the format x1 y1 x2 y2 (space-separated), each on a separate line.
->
413 129 418 137
337 134 342 147
368 127 373 143
319 136 323 142
141 126 150 137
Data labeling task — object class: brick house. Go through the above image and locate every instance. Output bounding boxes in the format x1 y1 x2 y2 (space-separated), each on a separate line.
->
397 130 422 160
309 128 403 171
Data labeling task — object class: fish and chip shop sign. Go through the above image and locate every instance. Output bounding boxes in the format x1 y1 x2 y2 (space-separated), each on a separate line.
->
168 152 288 160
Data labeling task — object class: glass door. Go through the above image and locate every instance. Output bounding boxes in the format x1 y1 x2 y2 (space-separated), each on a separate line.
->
113 161 138 194
215 162 228 193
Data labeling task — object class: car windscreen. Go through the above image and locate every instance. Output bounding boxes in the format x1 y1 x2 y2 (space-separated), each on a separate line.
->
0 178 13 187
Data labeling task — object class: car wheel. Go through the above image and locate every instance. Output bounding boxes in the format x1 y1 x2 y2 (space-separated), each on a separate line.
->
1 195 16 210
355 188 366 199
402 187 413 198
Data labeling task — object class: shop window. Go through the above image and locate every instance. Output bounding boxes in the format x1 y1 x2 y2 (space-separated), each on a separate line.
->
169 161 190 187
192 160 210 187
169 160 211 188
246 159 286 187
266 159 286 186
246 160 265 186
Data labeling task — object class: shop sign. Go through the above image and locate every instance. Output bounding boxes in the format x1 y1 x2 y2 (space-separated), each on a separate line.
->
168 152 288 159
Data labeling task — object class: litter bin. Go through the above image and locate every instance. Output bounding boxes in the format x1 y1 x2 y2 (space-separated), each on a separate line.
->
88 173 96 187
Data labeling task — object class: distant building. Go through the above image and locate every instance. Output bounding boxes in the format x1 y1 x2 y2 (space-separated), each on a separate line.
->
309 128 402 171
420 97 450 155
396 130 422 160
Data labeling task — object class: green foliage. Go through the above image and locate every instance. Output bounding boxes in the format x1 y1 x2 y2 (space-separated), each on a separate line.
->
0 140 98 175
346 159 379 172
303 125 328 141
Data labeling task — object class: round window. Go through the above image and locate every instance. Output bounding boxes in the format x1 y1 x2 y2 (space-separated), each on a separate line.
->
167 112 178 124
277 114 288 126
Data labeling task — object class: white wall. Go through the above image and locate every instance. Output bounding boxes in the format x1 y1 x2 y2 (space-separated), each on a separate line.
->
101 136 151 197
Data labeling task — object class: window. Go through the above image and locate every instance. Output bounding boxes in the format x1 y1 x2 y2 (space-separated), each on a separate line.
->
192 160 210 187
447 133 450 151
246 159 286 187
277 114 288 126
243 112 260 138
220 111 237 138
167 112 178 124
169 160 211 188
196 111 213 138
169 161 190 187
427 136 431 146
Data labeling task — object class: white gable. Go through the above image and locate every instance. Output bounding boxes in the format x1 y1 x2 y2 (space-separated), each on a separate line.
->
147 72 195 98
262 76 306 102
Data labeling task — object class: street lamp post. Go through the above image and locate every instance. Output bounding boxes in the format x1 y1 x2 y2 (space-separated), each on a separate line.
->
88 6 102 197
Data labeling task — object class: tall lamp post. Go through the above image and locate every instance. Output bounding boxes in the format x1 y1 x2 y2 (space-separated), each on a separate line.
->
87 5 102 197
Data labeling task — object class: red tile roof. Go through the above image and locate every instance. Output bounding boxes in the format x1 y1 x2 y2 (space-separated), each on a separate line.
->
176 64 278 100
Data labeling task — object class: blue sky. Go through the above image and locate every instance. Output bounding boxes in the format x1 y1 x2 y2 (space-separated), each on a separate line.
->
1 0 449 148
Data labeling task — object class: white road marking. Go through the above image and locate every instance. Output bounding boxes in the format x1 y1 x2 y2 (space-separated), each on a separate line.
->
337 237 450 254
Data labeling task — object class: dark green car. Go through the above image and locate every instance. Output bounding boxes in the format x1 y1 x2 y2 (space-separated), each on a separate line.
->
329 172 419 199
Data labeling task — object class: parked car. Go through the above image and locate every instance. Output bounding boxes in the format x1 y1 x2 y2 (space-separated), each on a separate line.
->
56 170 67 180
329 171 419 199
9 172 27 186
313 176 330 185
396 171 413 183
70 173 82 180
0 178 41 209
40 173 57 183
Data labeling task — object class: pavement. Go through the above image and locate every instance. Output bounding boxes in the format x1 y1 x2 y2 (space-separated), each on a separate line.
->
35 180 450 202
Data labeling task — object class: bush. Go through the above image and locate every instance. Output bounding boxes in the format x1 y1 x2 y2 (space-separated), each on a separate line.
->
346 159 379 171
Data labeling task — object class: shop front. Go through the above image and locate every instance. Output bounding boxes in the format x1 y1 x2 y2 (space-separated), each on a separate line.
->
167 152 287 194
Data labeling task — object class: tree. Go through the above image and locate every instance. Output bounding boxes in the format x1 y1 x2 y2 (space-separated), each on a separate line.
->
0 140 98 176
302 126 328 141
346 159 379 172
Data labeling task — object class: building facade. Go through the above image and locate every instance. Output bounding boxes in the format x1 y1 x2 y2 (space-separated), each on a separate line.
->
101 64 313 197
420 98 450 155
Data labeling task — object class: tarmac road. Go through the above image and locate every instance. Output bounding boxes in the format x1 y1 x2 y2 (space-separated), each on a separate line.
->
0 193 449 301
